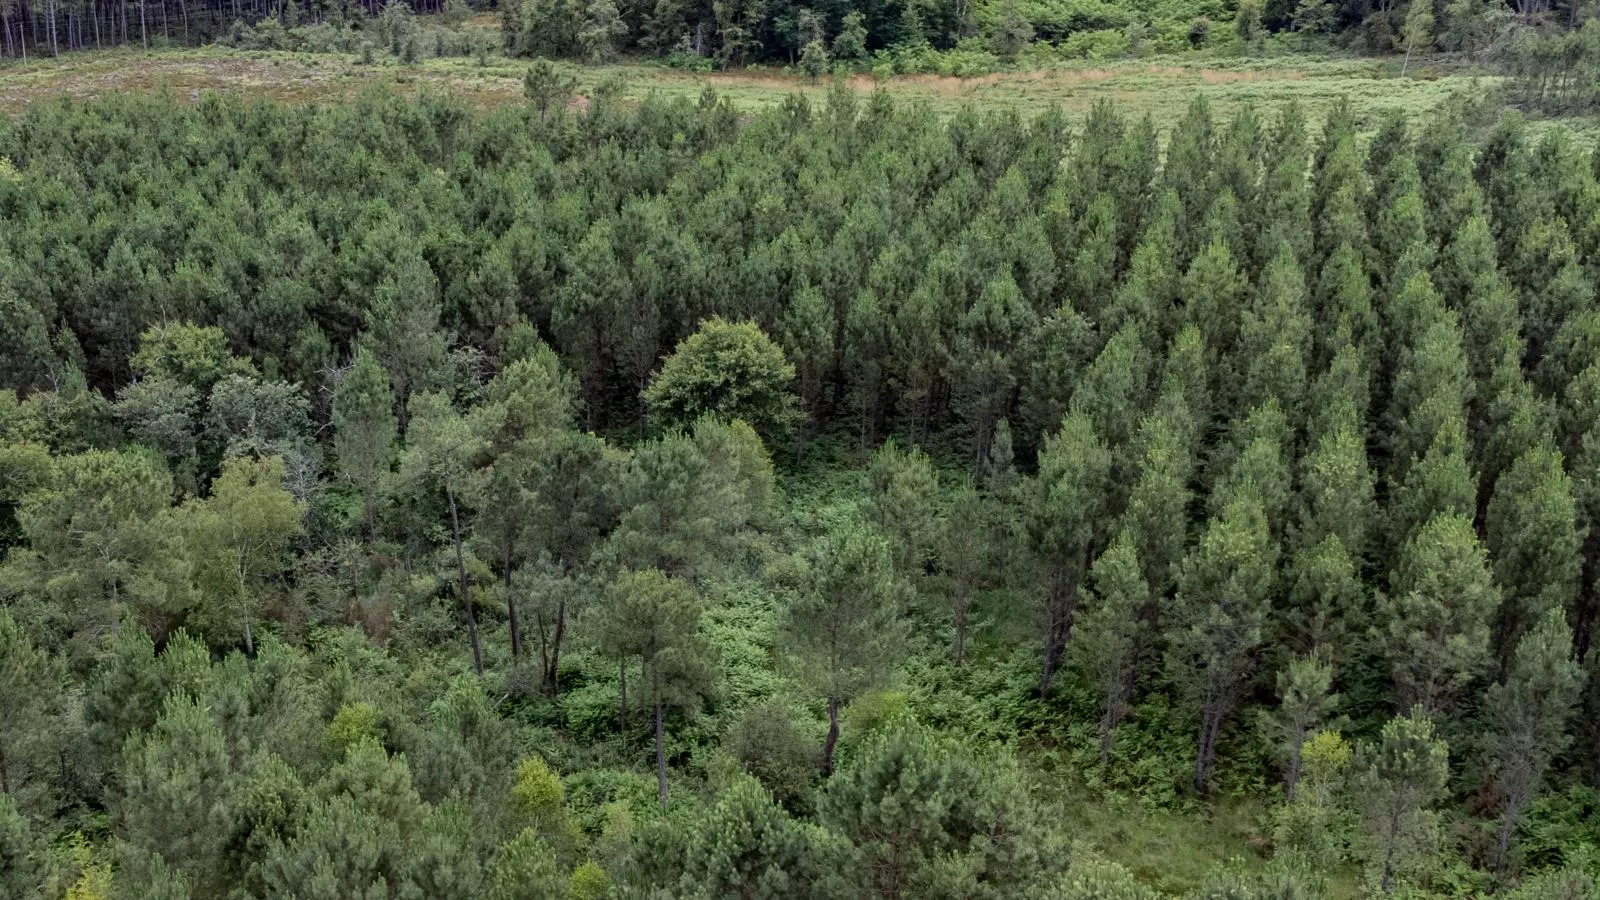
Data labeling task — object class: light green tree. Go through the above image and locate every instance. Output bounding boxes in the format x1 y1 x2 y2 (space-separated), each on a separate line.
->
643 317 798 440
182 455 305 654
1071 530 1150 766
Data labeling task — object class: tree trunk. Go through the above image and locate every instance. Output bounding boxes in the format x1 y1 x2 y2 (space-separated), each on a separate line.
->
1495 798 1522 873
618 659 627 730
243 618 254 656
1195 699 1223 795
545 597 566 698
1098 678 1124 767
503 551 521 660
654 695 668 809
447 484 484 675
1380 807 1403 893
821 695 840 775
1038 578 1076 694
1285 724 1305 802
954 587 968 666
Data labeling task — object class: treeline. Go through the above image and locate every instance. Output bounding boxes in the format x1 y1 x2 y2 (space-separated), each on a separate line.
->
5 85 1600 895
0 0 1593 69
0 0 481 58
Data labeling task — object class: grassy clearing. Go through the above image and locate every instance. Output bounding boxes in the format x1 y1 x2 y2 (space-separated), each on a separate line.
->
0 42 1512 134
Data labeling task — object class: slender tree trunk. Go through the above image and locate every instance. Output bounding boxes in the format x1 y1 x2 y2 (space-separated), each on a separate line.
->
821 695 840 775
618 659 627 730
0 737 10 796
545 597 566 698
1098 679 1124 767
954 587 968 666
1195 690 1225 795
1380 805 1404 893
503 550 521 660
654 695 668 809
1285 723 1306 802
1495 798 1522 873
447 484 483 675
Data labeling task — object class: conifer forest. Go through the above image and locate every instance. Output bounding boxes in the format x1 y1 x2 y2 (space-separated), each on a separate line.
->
8 24 1600 898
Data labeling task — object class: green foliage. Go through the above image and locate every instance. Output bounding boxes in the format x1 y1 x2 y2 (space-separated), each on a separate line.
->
326 701 384 754
1358 709 1449 893
817 726 1056 897
4 78 1600 900
643 317 798 440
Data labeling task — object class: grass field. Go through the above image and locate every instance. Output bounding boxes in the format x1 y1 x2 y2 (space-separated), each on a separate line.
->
0 41 1519 136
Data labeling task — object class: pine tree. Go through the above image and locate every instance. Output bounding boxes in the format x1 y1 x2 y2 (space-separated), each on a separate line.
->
120 696 234 895
862 440 939 586
1238 247 1313 424
398 391 488 675
1385 514 1497 715
1361 708 1449 894
1166 492 1277 794
0 611 60 810
1265 654 1339 801
1486 443 1581 671
1484 608 1584 873
362 257 451 427
596 569 713 808
1069 321 1153 465
938 479 987 666
1071 530 1151 765
783 523 903 776
1119 413 1194 598
1027 412 1112 695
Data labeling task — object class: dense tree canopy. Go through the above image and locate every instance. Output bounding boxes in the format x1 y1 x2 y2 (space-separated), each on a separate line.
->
2 84 1600 898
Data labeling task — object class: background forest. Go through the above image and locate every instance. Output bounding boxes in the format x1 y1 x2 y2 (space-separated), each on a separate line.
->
5 67 1600 899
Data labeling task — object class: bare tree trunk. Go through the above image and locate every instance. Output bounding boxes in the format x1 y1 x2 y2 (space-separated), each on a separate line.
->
1038 569 1081 695
545 597 566 698
821 695 840 775
953 586 969 666
503 549 521 660
447 484 484 675
654 695 668 809
1495 799 1521 873
1380 804 1404 893
618 659 628 730
1285 723 1306 802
